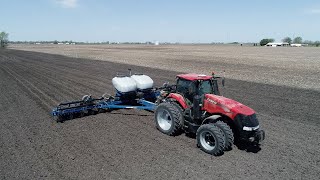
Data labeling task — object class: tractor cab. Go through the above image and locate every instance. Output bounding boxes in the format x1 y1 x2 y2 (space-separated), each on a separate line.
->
176 73 220 102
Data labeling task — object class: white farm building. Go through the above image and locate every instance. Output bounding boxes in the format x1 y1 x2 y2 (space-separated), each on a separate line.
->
265 42 290 47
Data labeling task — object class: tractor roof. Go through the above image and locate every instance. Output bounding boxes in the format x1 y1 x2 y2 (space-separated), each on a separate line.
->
177 73 212 81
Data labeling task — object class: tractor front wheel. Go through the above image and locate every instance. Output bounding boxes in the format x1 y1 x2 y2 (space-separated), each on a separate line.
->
155 102 183 136
215 121 234 150
196 124 225 156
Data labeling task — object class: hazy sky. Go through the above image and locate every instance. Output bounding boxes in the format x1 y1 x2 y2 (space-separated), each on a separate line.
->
1 0 319 42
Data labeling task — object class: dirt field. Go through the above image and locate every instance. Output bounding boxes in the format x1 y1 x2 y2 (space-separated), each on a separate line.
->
1 45 320 179
11 44 320 91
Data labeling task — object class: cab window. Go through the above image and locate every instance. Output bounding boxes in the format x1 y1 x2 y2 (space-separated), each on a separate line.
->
176 79 196 101
199 80 213 95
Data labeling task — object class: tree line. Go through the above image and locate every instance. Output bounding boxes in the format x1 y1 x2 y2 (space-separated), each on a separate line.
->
2 30 320 47
9 40 156 45
260 36 320 47
0 31 9 48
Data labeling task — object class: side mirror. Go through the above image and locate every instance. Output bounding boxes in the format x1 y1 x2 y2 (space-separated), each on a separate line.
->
222 77 225 87
222 70 226 87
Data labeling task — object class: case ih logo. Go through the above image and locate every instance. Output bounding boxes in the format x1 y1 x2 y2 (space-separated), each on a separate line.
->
207 98 217 105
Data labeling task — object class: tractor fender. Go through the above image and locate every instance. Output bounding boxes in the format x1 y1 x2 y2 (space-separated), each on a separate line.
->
167 93 188 109
202 115 222 125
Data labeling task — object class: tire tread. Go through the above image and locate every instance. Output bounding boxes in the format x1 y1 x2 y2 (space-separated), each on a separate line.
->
196 124 225 156
215 121 234 150
155 102 183 136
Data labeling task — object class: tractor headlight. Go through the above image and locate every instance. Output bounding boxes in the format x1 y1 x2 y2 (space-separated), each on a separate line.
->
243 125 260 131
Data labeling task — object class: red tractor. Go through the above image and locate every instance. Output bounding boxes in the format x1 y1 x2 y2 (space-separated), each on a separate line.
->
154 73 265 155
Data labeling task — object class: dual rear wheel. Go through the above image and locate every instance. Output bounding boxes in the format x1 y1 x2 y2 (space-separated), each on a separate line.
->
154 102 183 136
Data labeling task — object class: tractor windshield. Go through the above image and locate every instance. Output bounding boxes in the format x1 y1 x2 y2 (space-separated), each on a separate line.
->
176 78 219 101
199 80 214 95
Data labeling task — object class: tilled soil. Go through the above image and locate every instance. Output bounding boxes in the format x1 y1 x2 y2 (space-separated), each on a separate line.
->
0 49 319 180
11 44 320 91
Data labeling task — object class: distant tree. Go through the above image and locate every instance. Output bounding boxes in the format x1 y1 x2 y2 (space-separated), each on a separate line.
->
282 37 292 44
303 40 313 45
293 37 303 44
0 31 9 48
53 40 58 44
260 38 274 46
314 41 320 47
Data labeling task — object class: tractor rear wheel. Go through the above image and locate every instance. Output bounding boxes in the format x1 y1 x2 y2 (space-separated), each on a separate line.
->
215 121 234 150
169 101 185 127
196 124 225 156
155 102 183 136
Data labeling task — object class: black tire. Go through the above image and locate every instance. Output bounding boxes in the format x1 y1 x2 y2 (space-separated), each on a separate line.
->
215 121 234 150
55 115 63 123
98 108 106 113
65 113 73 120
88 109 97 115
169 101 185 128
80 111 85 117
196 124 225 156
155 102 183 136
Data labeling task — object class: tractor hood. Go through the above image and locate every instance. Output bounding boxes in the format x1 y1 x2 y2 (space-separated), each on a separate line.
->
204 94 255 116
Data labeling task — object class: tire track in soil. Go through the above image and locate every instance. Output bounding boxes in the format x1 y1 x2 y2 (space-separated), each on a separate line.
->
0 50 123 179
6 51 114 97
0 66 69 179
1 65 57 110
6 61 85 102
